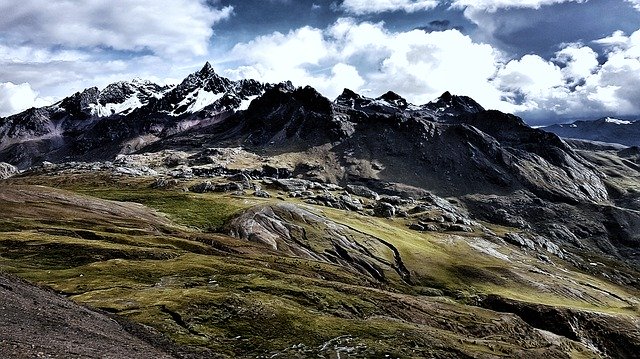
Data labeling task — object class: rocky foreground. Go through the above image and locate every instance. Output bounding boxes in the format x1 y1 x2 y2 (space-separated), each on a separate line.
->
0 272 181 359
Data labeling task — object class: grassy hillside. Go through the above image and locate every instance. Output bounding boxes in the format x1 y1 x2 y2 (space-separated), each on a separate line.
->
1 173 638 358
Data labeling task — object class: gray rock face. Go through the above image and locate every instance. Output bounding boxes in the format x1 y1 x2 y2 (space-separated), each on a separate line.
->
0 162 18 179
253 189 271 198
346 184 380 200
274 178 312 192
504 232 565 259
190 181 216 193
374 202 396 218
225 204 410 282
150 177 179 189
505 233 536 251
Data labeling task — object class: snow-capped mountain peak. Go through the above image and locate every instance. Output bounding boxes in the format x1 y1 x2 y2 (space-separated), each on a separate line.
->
544 116 640 147
145 62 266 116
86 79 169 117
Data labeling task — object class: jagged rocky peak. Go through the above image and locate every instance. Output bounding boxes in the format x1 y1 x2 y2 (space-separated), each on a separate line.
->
88 79 168 117
250 83 331 114
423 91 485 115
199 61 216 77
177 61 232 94
57 87 100 117
273 80 295 93
154 62 270 115
335 88 362 104
99 79 166 106
0 106 54 143
45 78 170 118
334 88 410 114
377 91 409 109
296 85 332 106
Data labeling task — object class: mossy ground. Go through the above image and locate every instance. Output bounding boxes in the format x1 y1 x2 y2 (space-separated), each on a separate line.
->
1 173 637 357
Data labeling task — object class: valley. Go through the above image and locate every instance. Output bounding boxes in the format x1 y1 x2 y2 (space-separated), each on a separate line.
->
1 63 639 358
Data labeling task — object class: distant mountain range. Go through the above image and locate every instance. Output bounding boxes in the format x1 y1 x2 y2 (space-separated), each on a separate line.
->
543 117 640 147
0 62 610 205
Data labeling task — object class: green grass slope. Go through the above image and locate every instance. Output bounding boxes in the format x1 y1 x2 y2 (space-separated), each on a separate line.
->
1 173 638 358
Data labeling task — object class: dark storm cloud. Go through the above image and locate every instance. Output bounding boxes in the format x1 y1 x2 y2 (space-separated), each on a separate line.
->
210 1 473 48
415 20 465 32
465 0 640 58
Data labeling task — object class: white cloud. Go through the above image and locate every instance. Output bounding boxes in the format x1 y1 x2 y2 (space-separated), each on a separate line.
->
341 0 438 14
0 45 88 64
0 0 233 57
451 0 587 11
594 30 631 47
492 30 640 121
496 54 564 94
230 27 330 71
223 19 640 124
224 18 508 109
308 63 366 96
554 44 599 85
0 82 51 117
0 0 233 114
627 0 640 10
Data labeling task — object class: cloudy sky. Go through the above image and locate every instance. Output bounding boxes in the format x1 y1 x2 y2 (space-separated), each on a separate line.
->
1 0 640 125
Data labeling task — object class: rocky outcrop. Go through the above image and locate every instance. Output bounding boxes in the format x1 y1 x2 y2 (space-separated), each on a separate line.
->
346 184 380 200
0 162 18 179
225 204 410 283
478 295 640 359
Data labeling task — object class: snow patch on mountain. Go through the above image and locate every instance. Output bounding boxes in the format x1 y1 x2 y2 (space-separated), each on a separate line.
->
604 117 633 125
238 95 259 111
181 88 225 113
89 96 143 117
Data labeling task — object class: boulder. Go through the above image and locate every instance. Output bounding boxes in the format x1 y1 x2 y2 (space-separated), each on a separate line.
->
190 181 216 193
339 194 364 211
150 178 179 189
379 195 410 206
274 178 312 192
254 189 271 198
228 173 252 187
346 185 380 200
374 202 396 218
408 204 431 214
446 224 473 233
504 233 536 251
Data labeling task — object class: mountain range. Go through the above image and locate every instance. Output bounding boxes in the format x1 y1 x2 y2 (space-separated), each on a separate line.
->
1 63 639 358
543 117 640 147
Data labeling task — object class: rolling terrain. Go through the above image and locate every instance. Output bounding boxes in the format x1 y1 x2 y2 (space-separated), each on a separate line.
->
1 63 639 358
